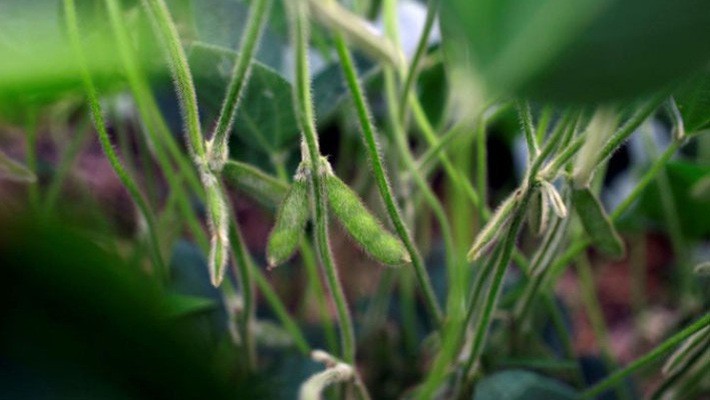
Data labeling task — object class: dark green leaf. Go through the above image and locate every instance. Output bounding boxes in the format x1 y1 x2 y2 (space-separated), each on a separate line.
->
165 293 217 318
473 370 577 400
441 0 710 102
634 161 710 239
188 43 299 157
674 71 710 133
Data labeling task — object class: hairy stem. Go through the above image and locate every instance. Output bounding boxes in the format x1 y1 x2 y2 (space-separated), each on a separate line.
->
331 25 443 325
208 0 272 168
64 0 166 277
287 0 356 365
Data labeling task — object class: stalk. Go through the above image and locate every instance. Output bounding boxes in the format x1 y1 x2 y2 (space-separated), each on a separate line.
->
582 314 710 399
398 0 440 124
64 0 166 277
208 0 272 169
330 23 443 325
286 0 356 366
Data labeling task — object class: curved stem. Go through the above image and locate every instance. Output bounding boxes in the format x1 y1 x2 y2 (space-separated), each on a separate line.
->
141 0 206 163
331 33 443 325
398 0 440 124
582 313 710 399
64 0 166 277
595 94 665 171
209 0 272 167
104 0 205 242
287 0 356 365
462 191 532 378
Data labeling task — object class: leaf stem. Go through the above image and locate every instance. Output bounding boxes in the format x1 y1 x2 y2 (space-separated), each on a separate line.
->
331 25 443 325
141 0 206 163
398 0 440 124
287 0 356 365
64 0 166 278
582 313 710 399
208 0 272 169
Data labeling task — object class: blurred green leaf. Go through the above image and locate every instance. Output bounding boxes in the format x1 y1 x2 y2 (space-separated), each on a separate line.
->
441 0 710 103
165 293 217 318
674 71 710 133
0 0 155 106
473 370 577 400
636 161 710 239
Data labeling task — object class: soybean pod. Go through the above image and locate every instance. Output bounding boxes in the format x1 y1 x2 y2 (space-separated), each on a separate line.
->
267 167 310 268
324 169 409 266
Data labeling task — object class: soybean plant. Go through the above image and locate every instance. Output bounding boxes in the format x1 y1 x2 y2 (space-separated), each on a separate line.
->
36 0 710 398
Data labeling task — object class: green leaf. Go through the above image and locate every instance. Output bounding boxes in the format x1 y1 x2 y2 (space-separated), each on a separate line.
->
441 0 710 102
0 0 155 105
188 42 300 157
572 188 625 258
473 370 578 400
635 161 710 239
165 293 217 318
674 71 710 133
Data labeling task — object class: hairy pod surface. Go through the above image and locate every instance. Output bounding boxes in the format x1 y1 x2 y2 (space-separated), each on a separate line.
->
325 173 409 266
204 173 230 287
467 191 519 262
266 173 309 268
572 187 625 258
527 187 549 237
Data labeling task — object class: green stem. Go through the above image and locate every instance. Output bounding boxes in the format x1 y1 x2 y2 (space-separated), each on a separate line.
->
331 28 443 325
287 0 356 365
104 0 204 196
209 0 271 167
141 0 206 163
253 267 311 355
64 0 166 278
582 313 710 399
44 117 92 211
227 219 256 370
476 116 488 218
398 0 440 124
463 191 532 377
595 95 665 170
576 252 632 400
25 108 40 209
516 99 539 163
643 131 691 303
610 140 680 220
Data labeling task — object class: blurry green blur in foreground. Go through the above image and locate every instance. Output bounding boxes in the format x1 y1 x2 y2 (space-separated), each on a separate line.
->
0 215 266 398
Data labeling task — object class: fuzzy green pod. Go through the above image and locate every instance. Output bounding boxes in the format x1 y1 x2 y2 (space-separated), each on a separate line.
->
572 187 625 258
325 174 410 266
467 191 519 262
526 187 549 237
204 173 230 287
266 173 309 268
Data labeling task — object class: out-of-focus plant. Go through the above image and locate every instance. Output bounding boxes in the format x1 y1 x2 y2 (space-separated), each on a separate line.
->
1 0 708 398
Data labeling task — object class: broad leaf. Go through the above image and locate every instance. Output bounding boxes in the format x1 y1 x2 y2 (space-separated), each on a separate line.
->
441 0 710 103
473 370 577 400
674 71 710 133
